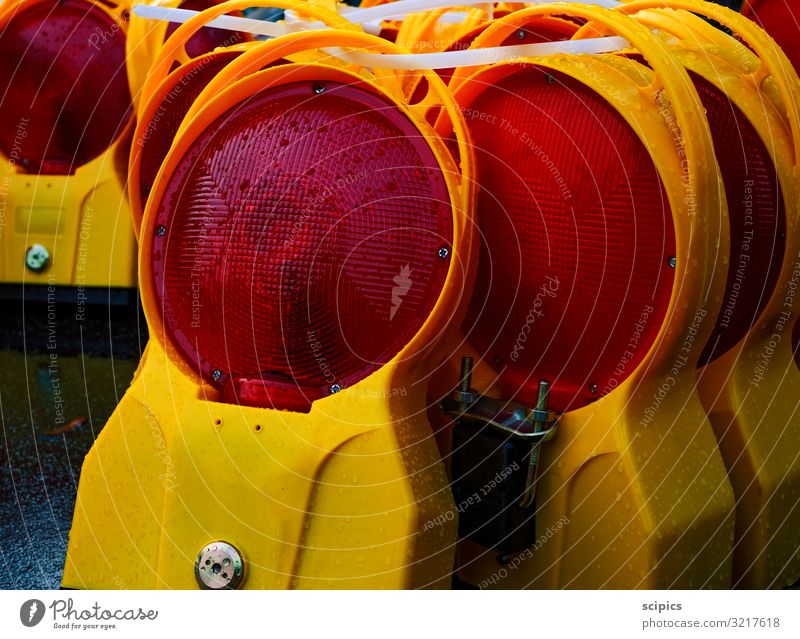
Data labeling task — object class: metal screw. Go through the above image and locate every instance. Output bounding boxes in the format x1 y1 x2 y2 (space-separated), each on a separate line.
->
330 383 341 394
156 225 166 237
212 369 222 382
519 380 550 509
194 541 245 590
545 73 555 85
589 383 598 395
438 247 449 259
668 255 676 269
25 244 50 272
535 380 550 415
516 29 526 39
459 356 473 395
312 83 325 95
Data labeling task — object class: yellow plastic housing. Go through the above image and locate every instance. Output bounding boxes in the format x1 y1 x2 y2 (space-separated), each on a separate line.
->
438 2 736 588
616 0 800 589
63 22 476 589
0 0 137 288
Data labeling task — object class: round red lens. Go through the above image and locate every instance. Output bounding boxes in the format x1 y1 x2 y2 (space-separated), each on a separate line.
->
693 74 785 366
152 80 454 410
461 66 675 412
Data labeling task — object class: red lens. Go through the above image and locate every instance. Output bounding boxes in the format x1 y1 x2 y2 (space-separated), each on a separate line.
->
0 0 131 173
693 74 785 365
461 66 675 412
152 80 453 410
417 22 575 103
138 51 241 206
743 0 800 71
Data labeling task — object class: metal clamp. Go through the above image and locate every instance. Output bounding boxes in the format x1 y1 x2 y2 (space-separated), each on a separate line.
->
442 357 559 508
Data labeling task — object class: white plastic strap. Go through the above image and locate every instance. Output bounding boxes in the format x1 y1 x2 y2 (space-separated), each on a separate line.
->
132 5 293 37
341 0 620 24
327 36 629 69
132 4 629 69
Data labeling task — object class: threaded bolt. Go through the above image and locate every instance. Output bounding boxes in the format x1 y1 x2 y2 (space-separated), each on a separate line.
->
535 380 550 412
460 356 473 395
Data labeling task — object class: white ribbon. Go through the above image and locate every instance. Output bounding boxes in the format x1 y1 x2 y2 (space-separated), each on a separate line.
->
131 3 629 69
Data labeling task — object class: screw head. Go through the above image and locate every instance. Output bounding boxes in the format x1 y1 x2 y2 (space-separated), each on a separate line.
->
668 255 676 269
545 73 555 85
312 83 325 95
194 541 245 590
589 383 598 395
211 369 222 382
516 29 526 39
330 383 341 394
438 247 449 259
156 225 166 237
25 244 49 272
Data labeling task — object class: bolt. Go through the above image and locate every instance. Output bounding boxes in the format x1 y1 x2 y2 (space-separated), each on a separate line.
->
520 379 550 509
516 29 526 39
459 356 473 395
330 383 341 394
212 369 222 382
535 380 550 413
312 83 325 95
25 244 50 272
589 383 598 395
194 541 245 590
438 247 449 259
545 73 555 85
156 225 166 237
668 255 676 269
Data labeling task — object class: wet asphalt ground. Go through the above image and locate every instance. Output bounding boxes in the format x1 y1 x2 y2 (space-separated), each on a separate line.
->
0 291 145 589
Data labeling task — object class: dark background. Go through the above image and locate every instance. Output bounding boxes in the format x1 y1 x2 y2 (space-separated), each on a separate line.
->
0 291 145 588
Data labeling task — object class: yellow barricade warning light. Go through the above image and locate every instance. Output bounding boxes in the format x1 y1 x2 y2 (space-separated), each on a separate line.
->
0 0 137 288
428 2 735 588
615 0 800 589
63 8 476 588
